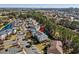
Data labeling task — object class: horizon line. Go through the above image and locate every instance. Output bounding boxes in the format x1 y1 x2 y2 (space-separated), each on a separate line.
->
0 4 79 8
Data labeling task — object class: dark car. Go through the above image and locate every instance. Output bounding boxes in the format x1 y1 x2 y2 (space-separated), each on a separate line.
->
25 42 32 48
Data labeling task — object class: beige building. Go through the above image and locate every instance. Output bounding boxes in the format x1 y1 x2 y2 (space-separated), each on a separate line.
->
47 40 63 54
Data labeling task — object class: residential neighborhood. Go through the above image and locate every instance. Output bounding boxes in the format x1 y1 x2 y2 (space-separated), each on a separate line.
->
0 8 79 54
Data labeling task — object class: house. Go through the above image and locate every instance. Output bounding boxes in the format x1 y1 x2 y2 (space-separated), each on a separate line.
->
47 40 63 54
34 32 48 42
39 24 45 32
34 25 40 31
6 29 13 36
28 27 36 37
0 46 22 54
0 34 7 40
0 28 14 40
0 30 7 40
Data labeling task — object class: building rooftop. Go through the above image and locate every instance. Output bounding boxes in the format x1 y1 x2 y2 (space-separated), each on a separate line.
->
47 40 63 54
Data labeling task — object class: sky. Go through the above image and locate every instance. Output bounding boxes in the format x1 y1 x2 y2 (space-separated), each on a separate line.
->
0 4 79 8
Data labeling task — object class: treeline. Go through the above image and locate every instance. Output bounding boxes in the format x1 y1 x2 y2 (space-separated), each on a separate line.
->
58 20 79 30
